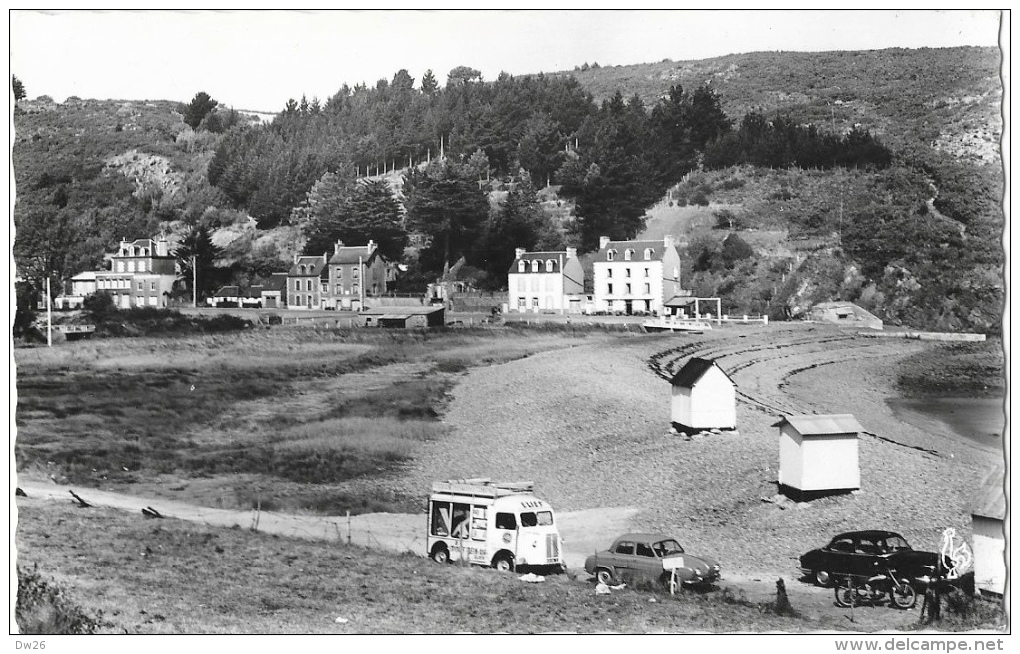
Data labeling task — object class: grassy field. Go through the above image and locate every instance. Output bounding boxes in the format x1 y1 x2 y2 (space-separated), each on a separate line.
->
14 325 618 515
15 497 875 634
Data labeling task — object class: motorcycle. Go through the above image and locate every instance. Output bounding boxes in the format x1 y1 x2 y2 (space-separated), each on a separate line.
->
833 567 918 609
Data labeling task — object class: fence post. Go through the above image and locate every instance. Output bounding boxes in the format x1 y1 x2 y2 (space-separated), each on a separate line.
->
347 510 351 545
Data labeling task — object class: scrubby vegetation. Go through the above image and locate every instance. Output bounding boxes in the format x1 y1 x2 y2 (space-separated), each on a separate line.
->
16 565 106 634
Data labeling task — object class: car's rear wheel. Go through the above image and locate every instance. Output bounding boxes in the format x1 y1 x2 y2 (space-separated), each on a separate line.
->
815 570 833 587
595 568 614 585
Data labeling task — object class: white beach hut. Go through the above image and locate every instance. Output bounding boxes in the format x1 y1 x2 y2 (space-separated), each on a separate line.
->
669 358 737 432
775 414 862 500
971 464 1005 598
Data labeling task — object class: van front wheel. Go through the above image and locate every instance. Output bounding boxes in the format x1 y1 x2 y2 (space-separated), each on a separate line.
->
430 545 450 564
492 554 514 573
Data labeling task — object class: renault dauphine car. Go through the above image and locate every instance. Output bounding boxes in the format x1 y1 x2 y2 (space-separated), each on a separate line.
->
584 532 721 589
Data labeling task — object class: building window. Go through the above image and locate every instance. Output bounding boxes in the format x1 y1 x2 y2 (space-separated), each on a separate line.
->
624 249 634 261
116 261 125 272
518 297 526 308
644 268 650 277
335 285 342 294
336 267 343 279
151 281 156 291
546 259 555 272
625 283 632 294
137 280 144 291
644 283 651 294
299 265 306 275
607 268 613 278
351 266 359 278
518 260 526 273
626 268 631 277
306 280 313 292
532 297 539 309
531 260 539 273
607 283 613 295
644 248 653 260
352 284 359 295
607 249 616 261
607 300 614 311
294 280 301 292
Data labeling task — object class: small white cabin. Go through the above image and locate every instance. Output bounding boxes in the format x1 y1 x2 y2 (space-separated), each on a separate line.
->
670 358 736 432
971 464 1005 598
775 414 862 500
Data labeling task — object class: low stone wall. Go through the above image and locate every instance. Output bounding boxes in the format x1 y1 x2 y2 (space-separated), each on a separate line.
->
860 330 986 342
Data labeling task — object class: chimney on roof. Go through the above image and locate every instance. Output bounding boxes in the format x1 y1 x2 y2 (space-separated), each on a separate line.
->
566 247 577 259
664 234 675 248
515 248 526 259
599 236 610 250
367 240 376 255
294 253 300 265
155 236 169 257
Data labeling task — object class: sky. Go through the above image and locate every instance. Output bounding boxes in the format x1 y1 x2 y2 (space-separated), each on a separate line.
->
9 9 1003 113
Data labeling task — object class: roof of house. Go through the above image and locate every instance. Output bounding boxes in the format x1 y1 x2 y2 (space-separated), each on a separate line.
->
261 273 288 292
330 245 379 265
971 463 1005 520
70 271 99 281
670 357 735 388
214 285 240 297
596 240 678 263
288 256 327 277
772 414 864 435
508 250 575 274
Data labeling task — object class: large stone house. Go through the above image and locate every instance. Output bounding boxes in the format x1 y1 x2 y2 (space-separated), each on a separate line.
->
287 240 388 310
592 235 682 315
507 247 585 313
93 237 177 309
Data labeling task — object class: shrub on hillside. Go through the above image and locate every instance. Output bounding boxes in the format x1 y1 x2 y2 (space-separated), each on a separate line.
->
16 565 105 634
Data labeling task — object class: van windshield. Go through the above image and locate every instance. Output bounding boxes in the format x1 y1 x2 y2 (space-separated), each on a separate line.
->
520 511 554 527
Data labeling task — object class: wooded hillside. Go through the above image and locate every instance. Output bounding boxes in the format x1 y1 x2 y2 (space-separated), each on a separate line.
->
12 46 1003 333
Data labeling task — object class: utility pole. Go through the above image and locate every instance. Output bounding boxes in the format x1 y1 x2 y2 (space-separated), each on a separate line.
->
46 276 52 347
192 254 197 308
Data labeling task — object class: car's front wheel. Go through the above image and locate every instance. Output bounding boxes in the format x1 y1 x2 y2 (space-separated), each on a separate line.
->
595 568 614 585
815 570 833 587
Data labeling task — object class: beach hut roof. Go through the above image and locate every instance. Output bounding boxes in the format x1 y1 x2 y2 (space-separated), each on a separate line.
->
670 357 734 388
772 414 863 435
971 464 1005 520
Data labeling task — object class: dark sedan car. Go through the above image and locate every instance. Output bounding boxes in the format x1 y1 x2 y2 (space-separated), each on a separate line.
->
799 530 943 587
584 532 721 589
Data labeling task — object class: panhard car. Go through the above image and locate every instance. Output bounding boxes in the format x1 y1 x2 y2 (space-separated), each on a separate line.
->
584 532 721 589
799 530 945 588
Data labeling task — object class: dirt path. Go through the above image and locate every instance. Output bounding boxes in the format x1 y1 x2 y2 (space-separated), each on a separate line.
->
15 480 638 572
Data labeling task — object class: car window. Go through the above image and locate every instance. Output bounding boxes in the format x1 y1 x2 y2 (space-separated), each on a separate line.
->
885 535 911 551
831 538 854 552
535 511 553 526
636 542 655 557
614 541 635 555
520 512 537 527
653 539 684 556
495 512 516 530
856 538 878 554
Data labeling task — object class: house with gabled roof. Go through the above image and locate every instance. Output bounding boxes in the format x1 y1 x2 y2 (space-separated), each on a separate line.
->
593 235 682 315
287 253 328 310
325 240 387 311
260 273 288 309
93 236 177 309
669 357 737 432
507 246 585 313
